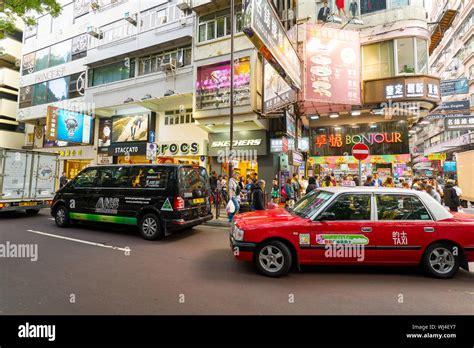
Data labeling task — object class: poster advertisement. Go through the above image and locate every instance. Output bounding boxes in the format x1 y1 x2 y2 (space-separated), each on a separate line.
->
46 106 93 144
112 113 149 143
305 24 360 105
263 61 296 113
98 118 112 147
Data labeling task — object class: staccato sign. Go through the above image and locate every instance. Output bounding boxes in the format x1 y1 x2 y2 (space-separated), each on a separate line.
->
311 122 408 156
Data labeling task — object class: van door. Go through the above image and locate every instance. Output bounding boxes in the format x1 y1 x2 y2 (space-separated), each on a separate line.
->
178 166 211 220
69 167 99 217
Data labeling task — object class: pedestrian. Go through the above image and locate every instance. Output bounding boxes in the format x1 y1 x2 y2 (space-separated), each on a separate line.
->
306 177 318 194
364 175 375 186
209 171 218 192
227 172 240 222
330 173 337 186
271 179 280 203
321 175 333 187
59 172 68 188
426 184 441 203
252 179 266 211
314 175 321 188
373 173 382 187
284 178 295 208
292 174 301 200
443 179 461 212
402 181 410 189
238 176 245 191
383 176 395 187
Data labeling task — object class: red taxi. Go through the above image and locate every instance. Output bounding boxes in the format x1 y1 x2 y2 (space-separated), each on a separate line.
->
230 187 474 278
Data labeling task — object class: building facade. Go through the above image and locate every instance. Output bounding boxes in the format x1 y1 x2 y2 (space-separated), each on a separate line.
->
0 17 25 149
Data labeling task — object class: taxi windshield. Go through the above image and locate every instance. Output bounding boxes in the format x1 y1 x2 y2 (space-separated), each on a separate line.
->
290 190 334 218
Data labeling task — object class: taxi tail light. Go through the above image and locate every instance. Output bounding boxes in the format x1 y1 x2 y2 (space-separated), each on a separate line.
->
174 197 185 210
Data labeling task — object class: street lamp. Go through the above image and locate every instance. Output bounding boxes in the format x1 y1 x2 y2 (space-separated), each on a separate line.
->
229 0 235 179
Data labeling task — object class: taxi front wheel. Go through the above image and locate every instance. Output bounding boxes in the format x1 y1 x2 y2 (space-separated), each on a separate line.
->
255 240 292 277
422 243 460 279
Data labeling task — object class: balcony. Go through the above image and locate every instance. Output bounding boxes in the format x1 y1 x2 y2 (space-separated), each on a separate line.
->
429 2 458 55
0 37 22 63
0 68 20 90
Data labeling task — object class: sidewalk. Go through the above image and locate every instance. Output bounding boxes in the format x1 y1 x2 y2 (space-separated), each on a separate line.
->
203 210 231 228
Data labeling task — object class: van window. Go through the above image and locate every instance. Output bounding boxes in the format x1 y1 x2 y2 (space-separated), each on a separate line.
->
130 166 171 189
97 167 130 188
73 168 98 188
179 167 208 190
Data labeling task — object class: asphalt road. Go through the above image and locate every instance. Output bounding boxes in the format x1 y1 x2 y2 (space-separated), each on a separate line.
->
1 210 474 315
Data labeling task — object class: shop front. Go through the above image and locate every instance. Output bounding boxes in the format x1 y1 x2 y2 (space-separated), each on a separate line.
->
310 121 411 182
39 145 96 180
208 130 272 184
155 140 208 167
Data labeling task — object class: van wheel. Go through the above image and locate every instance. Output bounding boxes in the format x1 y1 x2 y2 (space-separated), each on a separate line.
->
54 205 70 228
255 240 292 277
26 209 40 215
422 242 460 279
139 213 164 240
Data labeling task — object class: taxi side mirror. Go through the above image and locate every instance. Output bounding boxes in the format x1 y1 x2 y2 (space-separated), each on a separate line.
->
317 211 336 221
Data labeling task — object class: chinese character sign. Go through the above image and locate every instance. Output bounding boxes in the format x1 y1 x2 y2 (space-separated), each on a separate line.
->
305 24 361 105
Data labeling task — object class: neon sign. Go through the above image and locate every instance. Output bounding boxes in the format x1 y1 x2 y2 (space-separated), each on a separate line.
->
315 132 403 148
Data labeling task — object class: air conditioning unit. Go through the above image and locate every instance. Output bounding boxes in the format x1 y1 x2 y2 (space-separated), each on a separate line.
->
160 57 176 71
176 0 191 10
124 12 138 26
87 26 102 38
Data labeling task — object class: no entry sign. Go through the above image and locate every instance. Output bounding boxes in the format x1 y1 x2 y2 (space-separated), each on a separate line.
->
352 143 369 161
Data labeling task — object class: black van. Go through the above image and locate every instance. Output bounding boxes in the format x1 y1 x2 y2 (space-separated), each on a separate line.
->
51 164 213 240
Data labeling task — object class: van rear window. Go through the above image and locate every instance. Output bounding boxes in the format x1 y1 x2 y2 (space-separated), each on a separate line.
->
130 166 171 189
179 167 208 190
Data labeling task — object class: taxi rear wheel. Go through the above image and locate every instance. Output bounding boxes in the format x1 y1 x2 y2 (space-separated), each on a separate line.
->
255 240 292 277
422 243 460 279
139 213 164 241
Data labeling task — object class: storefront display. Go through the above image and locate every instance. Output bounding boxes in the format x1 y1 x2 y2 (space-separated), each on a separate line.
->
196 57 251 110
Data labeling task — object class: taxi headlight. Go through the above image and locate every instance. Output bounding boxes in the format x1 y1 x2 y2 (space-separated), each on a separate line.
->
232 225 245 241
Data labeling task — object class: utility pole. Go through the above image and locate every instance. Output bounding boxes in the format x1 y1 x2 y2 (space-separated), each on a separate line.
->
229 0 235 179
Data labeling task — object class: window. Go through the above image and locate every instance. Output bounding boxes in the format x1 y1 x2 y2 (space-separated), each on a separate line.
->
73 168 98 188
397 38 415 74
35 47 50 72
74 0 91 18
88 59 135 87
37 15 52 40
130 166 171 189
362 41 394 80
47 77 70 103
97 167 130 188
72 34 88 60
376 195 432 220
361 0 386 14
198 8 243 42
49 40 72 68
291 190 333 218
33 82 47 106
164 109 194 126
179 167 209 191
52 3 73 34
138 47 191 76
69 72 86 99
19 86 33 108
325 194 371 220
22 53 36 75
416 38 428 74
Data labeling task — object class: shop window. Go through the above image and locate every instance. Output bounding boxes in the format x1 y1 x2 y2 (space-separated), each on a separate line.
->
35 47 50 72
362 41 394 80
47 77 70 103
49 40 72 68
397 38 415 74
360 0 386 15
88 59 135 87
33 82 47 106
376 195 432 220
325 194 371 220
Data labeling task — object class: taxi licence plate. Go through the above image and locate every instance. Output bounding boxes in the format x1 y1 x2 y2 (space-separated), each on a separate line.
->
193 198 205 204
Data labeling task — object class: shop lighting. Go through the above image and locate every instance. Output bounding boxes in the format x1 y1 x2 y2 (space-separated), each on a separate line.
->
334 126 341 130
318 128 326 131
409 130 417 133
371 109 384 115
351 110 361 116
310 115 320 120
419 120 430 125
369 124 377 128
329 113 339 118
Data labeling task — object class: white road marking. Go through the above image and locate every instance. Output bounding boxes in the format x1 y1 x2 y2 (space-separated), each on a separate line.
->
26 230 131 252
47 218 55 221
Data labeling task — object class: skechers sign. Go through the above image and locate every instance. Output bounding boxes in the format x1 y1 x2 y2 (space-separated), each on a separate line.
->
208 130 267 156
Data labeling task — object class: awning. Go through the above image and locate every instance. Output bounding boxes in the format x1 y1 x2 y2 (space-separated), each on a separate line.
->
429 8 457 55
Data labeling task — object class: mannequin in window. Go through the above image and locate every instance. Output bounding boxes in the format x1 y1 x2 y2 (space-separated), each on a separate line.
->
349 0 358 17
335 0 347 18
317 1 331 22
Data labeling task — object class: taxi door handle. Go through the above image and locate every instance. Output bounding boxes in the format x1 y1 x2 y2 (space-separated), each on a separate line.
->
361 227 372 232
424 227 435 233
